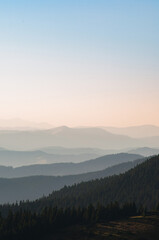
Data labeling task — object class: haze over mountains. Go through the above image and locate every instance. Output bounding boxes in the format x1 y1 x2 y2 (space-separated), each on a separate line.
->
1 119 159 139
0 153 142 178
104 125 159 138
0 125 159 151
1 0 159 238
0 146 158 168
0 121 159 205
128 147 159 157
0 121 159 237
0 148 101 167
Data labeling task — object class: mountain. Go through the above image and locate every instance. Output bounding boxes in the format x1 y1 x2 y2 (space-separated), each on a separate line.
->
28 154 159 210
0 157 145 204
38 146 109 155
0 149 100 167
104 125 159 138
128 147 159 157
40 145 159 157
0 127 137 150
0 153 142 178
0 126 159 151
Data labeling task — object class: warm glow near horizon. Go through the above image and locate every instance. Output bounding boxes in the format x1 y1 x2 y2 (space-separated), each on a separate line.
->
0 0 159 127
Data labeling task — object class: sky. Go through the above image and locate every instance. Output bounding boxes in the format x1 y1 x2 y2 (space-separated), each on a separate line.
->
0 0 159 127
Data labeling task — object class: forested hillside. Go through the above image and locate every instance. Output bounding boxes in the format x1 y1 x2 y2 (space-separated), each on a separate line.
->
0 157 145 203
42 155 158 209
0 155 159 240
1 155 158 215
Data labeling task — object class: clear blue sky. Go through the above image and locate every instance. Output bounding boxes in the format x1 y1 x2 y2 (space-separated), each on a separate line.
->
0 0 159 126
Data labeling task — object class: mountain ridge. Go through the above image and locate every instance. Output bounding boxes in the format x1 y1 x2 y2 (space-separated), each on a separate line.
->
0 153 142 178
0 157 146 204
0 127 159 150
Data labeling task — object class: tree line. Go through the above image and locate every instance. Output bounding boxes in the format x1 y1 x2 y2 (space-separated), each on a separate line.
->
0 202 137 240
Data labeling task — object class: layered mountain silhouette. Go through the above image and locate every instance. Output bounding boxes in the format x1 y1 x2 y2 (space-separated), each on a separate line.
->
128 147 159 156
104 125 159 138
2 155 158 210
0 153 142 178
0 146 158 167
0 157 145 204
36 155 159 210
38 146 108 155
0 126 159 150
0 148 101 167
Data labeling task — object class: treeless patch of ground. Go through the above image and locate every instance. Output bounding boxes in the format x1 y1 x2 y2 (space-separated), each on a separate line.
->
46 214 159 240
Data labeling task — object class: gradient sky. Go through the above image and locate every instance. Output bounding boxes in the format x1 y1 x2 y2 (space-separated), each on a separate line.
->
0 0 159 127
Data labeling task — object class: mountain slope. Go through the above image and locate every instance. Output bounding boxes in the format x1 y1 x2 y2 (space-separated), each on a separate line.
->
104 125 159 138
0 127 141 150
38 146 108 155
0 149 100 167
37 155 159 210
128 147 159 157
0 157 145 204
0 126 159 150
0 153 142 178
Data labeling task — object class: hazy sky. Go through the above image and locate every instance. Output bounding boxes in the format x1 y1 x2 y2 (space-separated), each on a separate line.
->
0 0 159 127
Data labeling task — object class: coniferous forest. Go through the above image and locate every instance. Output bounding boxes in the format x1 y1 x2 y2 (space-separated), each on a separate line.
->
0 155 159 239
0 202 138 240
